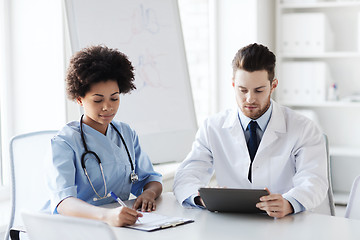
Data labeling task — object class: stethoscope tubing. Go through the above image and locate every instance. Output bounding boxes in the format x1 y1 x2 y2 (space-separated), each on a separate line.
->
80 115 135 171
79 115 138 201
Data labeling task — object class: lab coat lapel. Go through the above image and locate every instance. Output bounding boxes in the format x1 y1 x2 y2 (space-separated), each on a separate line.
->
257 101 286 153
222 109 247 147
221 109 251 187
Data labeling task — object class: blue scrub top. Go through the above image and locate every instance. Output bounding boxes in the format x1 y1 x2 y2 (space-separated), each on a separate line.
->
44 120 162 213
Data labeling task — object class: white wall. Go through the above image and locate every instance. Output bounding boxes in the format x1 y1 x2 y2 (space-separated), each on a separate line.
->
9 0 66 133
1 0 276 184
1 0 66 184
215 0 275 112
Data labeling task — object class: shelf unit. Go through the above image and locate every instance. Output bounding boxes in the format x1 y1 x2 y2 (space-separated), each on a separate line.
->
283 101 360 107
276 0 360 205
330 146 360 157
281 52 360 58
279 1 360 9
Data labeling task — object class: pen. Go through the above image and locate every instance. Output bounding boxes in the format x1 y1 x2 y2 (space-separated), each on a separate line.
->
110 191 127 207
110 191 141 223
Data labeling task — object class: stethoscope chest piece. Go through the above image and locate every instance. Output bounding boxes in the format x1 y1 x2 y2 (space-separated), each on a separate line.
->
130 170 139 183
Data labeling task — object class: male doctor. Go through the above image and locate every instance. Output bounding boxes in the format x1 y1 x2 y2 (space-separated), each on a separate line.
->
173 43 328 218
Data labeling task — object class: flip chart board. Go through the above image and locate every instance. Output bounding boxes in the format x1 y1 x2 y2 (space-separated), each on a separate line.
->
64 0 197 163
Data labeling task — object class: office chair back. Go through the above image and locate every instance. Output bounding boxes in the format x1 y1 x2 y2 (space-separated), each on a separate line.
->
311 134 336 216
4 130 57 240
345 175 360 220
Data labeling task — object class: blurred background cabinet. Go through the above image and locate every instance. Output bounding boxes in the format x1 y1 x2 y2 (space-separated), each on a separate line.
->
276 0 360 205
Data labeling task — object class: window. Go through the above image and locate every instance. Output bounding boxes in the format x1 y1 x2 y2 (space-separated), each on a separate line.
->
179 0 275 118
178 0 214 124
0 0 65 187
0 112 2 186
0 0 6 186
0 111 2 186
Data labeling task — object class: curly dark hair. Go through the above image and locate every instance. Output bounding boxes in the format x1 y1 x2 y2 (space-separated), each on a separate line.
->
66 45 136 100
232 43 276 83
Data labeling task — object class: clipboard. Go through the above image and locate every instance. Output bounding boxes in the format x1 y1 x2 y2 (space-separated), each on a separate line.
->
126 212 194 232
199 187 268 213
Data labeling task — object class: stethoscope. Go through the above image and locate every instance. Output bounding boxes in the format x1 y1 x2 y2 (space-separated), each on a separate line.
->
80 115 139 201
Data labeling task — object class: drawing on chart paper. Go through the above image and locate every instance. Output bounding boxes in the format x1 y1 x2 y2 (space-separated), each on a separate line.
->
134 50 167 90
66 0 197 162
118 4 164 44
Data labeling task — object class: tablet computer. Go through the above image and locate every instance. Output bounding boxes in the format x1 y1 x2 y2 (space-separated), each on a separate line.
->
198 188 269 213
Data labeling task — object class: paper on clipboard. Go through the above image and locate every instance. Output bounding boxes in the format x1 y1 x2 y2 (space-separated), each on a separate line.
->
126 212 194 232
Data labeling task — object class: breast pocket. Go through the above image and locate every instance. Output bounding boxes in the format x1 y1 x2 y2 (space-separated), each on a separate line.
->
102 160 132 199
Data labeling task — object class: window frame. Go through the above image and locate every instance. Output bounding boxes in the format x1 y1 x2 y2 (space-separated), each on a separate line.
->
0 0 7 187
0 0 11 203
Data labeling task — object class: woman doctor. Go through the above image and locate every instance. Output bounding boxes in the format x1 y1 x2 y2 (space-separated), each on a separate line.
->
45 45 162 226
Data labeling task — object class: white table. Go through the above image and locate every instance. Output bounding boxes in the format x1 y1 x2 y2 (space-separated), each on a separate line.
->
110 192 360 240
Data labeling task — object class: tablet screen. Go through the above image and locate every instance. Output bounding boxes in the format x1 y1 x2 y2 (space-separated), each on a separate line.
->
198 188 269 213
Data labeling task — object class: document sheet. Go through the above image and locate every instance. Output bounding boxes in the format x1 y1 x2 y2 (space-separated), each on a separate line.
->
126 212 194 232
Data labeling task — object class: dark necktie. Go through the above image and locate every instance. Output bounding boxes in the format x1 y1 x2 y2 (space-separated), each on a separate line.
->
247 120 259 182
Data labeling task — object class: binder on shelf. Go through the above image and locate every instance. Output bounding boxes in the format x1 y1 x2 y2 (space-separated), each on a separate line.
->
281 13 333 53
278 61 331 104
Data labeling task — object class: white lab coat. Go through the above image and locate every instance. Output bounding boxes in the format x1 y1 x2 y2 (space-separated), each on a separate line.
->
173 101 328 210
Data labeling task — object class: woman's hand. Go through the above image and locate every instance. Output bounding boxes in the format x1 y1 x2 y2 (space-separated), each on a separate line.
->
133 189 157 212
103 206 143 227
132 181 162 212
